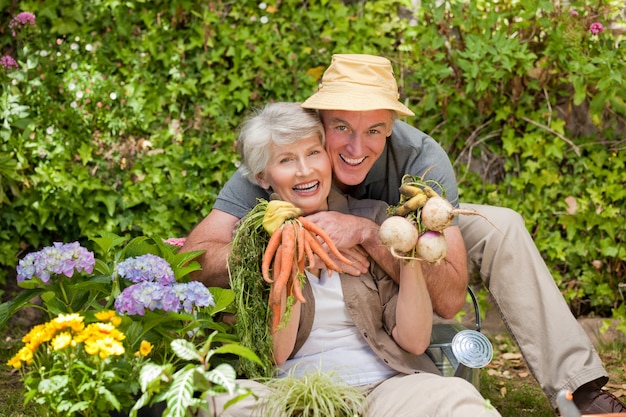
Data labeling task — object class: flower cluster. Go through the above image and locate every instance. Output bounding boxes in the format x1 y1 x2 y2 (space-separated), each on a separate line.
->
589 22 605 35
116 253 176 285
114 254 214 316
7 311 152 370
16 241 95 283
163 237 187 247
9 11 36 36
9 11 36 35
7 311 154 416
0 55 19 70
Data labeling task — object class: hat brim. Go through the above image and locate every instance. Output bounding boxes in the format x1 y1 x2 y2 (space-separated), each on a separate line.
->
302 89 414 117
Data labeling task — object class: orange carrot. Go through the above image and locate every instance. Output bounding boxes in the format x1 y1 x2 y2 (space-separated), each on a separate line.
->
292 272 306 304
272 245 283 286
298 217 353 266
304 231 341 274
271 300 281 333
296 222 305 270
262 225 283 283
303 230 315 269
271 222 295 307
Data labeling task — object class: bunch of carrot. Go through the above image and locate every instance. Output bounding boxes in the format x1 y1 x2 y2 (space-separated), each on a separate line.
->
263 215 351 332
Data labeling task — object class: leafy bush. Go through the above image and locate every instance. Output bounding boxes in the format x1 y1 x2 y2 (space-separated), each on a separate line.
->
1 0 625 327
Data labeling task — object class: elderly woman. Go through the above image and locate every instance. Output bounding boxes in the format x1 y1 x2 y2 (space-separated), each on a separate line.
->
213 102 500 417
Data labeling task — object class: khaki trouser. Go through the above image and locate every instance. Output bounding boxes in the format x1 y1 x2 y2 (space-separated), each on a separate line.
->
459 203 608 408
205 373 501 417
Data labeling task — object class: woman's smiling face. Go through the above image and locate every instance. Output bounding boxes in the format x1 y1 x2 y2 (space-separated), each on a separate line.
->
256 134 332 215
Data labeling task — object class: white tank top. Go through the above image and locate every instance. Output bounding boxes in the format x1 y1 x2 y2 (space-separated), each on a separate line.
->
277 270 396 386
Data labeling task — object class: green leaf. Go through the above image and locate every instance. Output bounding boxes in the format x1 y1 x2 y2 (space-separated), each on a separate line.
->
213 344 262 365
209 287 235 315
0 288 45 328
203 363 238 394
139 363 169 392
171 339 203 362
91 233 129 257
165 367 196 417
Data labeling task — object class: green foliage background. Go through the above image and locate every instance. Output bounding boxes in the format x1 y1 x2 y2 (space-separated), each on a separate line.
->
1 0 625 323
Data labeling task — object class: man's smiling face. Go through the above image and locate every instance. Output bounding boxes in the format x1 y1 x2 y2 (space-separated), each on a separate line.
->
320 109 393 192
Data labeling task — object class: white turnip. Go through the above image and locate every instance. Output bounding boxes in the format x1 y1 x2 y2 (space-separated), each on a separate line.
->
379 216 419 257
415 231 448 264
420 196 487 232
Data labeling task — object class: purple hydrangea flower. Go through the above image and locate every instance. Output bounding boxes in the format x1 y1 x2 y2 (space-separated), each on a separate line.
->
9 12 36 36
0 55 19 70
589 22 605 35
115 282 181 315
115 254 175 285
16 242 95 283
172 281 215 312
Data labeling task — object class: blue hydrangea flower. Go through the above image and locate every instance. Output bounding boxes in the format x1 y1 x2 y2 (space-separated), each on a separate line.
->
172 281 215 313
115 281 215 316
115 282 180 316
16 242 95 283
115 254 175 285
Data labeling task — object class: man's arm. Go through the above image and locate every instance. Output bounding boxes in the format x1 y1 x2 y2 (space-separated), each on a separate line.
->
180 209 240 288
420 225 468 319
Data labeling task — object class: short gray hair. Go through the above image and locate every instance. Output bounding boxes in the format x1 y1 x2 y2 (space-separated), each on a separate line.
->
237 102 325 184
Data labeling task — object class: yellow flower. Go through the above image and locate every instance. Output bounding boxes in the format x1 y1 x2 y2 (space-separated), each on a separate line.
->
50 313 85 334
75 322 125 344
51 331 72 351
84 337 125 359
135 340 153 357
94 310 122 326
6 355 22 369
6 346 34 369
22 323 56 351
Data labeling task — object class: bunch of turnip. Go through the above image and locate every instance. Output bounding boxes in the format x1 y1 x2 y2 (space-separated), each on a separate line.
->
380 174 486 264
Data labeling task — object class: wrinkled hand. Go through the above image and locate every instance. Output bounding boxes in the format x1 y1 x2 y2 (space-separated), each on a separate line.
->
304 211 370 276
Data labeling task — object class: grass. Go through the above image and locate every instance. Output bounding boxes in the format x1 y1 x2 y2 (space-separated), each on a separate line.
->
480 333 554 416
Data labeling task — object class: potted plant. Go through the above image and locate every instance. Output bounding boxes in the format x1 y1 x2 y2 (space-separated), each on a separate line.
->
3 233 260 417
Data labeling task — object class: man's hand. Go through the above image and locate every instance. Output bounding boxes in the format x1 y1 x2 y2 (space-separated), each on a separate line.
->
304 211 388 277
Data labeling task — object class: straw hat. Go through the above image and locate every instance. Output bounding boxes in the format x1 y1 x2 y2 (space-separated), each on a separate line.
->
301 54 414 117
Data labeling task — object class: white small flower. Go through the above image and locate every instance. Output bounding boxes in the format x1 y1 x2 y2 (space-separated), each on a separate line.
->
260 16 269 24
110 92 117 100
71 62 78 69
259 2 267 9
71 43 78 50
68 82 76 90
12 79 18 86
74 36 80 42
85 44 93 52
76 91 84 99
40 50 48 57
46 126 54 135
70 101 78 108
56 52 61 57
